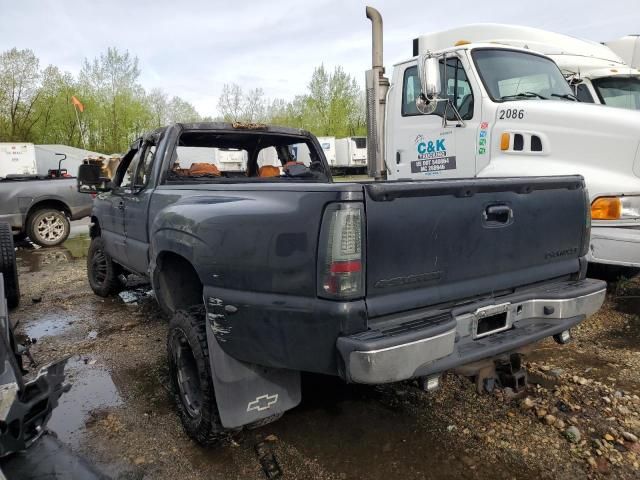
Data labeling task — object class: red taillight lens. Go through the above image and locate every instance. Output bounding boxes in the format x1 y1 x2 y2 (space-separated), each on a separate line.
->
318 203 365 299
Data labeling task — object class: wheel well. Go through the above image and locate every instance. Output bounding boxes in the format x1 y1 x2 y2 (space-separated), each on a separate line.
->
26 200 71 223
155 252 203 313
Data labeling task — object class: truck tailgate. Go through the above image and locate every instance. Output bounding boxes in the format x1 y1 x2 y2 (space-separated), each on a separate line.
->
363 176 588 318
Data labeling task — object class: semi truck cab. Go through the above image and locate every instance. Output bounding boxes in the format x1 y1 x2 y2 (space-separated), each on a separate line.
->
366 10 640 268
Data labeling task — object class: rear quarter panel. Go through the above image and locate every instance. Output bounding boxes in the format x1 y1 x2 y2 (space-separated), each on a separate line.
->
149 184 367 374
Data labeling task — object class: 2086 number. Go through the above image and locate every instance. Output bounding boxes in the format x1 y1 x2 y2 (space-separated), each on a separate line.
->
499 109 524 120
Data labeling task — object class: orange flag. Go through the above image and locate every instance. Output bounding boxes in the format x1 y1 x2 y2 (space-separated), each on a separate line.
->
71 95 84 112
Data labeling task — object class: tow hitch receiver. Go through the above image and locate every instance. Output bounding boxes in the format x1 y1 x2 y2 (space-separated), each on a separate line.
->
495 354 527 394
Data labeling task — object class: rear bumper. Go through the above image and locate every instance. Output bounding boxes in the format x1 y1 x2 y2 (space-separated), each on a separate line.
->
337 278 606 384
589 226 640 267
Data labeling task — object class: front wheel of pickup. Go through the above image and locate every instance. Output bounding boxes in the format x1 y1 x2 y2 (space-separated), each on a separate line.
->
87 237 122 297
168 306 230 446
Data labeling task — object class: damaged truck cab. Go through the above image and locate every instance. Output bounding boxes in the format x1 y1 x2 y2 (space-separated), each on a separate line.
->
78 122 605 445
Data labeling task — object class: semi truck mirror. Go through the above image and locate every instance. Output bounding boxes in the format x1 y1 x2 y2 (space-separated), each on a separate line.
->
77 163 112 194
417 55 441 100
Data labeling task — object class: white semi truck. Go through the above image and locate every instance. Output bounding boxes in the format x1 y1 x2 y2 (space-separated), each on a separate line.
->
364 7 640 269
335 137 367 173
418 24 640 111
607 35 640 70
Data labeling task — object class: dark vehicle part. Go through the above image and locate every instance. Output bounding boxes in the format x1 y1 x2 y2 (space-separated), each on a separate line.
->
168 306 299 444
26 208 70 247
167 306 230 446
0 280 69 457
0 223 19 309
81 122 605 440
87 237 122 297
254 436 283 479
0 433 109 480
495 354 527 394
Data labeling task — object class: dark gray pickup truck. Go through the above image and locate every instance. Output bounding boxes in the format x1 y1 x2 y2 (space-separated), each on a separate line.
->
0 177 93 246
77 122 606 445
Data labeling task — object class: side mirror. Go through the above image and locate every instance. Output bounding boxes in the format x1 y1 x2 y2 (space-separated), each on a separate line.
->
416 55 441 114
77 163 112 193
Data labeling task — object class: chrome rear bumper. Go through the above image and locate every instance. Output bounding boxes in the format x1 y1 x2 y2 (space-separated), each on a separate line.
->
337 279 606 384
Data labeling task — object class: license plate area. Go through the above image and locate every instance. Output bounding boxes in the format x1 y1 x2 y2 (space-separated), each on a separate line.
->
472 303 512 339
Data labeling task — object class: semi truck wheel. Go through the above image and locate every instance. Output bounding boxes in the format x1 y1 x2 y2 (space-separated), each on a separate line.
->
0 222 20 309
87 237 122 297
168 306 231 446
27 208 70 247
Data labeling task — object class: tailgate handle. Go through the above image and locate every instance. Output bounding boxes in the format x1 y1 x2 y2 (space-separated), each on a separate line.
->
484 204 512 225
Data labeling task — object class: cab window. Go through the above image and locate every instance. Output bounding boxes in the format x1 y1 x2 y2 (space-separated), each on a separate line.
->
576 83 595 103
402 59 474 120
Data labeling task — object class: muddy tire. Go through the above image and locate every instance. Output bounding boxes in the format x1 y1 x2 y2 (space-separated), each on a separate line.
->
168 306 229 446
27 208 70 247
87 237 122 297
0 222 20 309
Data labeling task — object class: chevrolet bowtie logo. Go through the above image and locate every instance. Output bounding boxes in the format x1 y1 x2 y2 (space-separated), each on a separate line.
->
247 393 279 412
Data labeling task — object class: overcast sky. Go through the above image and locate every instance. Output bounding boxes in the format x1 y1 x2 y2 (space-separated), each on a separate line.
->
1 0 639 117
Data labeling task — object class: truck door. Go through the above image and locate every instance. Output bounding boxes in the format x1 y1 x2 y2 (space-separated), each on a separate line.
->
388 56 479 179
121 143 156 274
100 148 143 265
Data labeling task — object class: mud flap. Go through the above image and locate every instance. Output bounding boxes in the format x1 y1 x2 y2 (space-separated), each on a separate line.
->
204 297 301 429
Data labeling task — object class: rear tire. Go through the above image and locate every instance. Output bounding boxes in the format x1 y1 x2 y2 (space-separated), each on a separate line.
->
87 237 122 297
167 306 230 446
0 222 20 309
27 208 70 247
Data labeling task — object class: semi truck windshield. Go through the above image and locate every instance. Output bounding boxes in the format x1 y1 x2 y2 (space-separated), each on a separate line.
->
592 76 640 110
472 49 575 102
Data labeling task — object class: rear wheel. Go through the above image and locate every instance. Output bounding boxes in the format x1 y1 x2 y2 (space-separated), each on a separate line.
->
27 208 70 247
0 222 20 309
167 306 230 446
87 237 122 297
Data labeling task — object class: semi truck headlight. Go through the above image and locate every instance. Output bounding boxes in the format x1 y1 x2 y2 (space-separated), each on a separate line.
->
591 196 640 220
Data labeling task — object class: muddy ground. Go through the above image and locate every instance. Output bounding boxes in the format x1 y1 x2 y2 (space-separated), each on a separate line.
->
5 226 640 479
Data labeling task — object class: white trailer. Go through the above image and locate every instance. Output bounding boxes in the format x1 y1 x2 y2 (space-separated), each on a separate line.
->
364 8 640 268
214 148 247 171
316 136 336 166
335 137 367 172
0 143 37 178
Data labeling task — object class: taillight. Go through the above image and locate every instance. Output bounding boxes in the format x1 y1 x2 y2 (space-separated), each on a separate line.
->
318 203 365 299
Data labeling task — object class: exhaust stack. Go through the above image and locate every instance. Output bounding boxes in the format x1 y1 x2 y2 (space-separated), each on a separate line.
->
365 6 389 181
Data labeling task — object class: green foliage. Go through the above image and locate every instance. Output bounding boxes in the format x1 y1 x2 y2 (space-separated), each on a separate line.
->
0 47 366 153
217 66 366 137
0 47 201 153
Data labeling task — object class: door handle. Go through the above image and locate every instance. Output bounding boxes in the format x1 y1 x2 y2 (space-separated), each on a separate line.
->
483 204 512 225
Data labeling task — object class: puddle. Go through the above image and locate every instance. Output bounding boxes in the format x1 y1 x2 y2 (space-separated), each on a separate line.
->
16 233 90 273
21 312 79 339
48 356 122 448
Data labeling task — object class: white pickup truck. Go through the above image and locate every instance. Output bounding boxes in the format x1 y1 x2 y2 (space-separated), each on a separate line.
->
364 8 640 269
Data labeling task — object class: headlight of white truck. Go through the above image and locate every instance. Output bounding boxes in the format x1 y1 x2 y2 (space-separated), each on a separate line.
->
591 196 640 220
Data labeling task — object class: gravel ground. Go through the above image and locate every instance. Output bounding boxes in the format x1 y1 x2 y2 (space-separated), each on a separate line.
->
6 231 640 479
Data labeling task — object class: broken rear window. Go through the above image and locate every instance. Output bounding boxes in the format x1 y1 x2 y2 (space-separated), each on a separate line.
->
164 130 329 183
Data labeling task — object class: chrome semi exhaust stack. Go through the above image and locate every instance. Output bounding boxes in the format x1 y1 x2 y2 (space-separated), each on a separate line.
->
365 6 389 181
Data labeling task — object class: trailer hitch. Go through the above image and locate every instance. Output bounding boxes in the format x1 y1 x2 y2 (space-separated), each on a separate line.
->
495 354 527 395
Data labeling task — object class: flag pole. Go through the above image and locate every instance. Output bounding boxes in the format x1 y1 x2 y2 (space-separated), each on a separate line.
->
73 104 87 149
